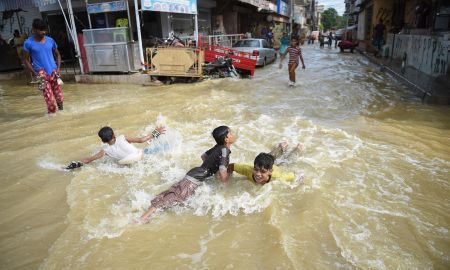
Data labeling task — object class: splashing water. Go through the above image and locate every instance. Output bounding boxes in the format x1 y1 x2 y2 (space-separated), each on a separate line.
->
0 46 449 270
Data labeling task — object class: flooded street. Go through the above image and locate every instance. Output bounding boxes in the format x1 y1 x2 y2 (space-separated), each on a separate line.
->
1 45 449 270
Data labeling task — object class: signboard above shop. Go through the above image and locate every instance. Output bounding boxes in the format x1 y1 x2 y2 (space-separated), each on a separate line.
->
277 0 288 17
87 0 126 14
238 0 276 12
142 0 197 14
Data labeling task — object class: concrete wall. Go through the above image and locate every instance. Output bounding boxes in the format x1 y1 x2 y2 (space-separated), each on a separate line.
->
75 73 158 85
357 9 366 41
1 6 42 39
390 33 450 77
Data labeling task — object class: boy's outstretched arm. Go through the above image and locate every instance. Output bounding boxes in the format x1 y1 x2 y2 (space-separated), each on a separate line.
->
227 163 235 174
285 143 305 160
80 150 105 164
270 142 288 160
125 126 166 143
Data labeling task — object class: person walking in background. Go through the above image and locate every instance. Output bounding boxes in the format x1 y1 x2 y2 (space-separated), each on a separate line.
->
266 28 274 47
23 19 63 114
260 26 268 38
319 33 325 48
328 31 333 48
373 19 386 51
12 29 36 83
279 32 289 56
12 30 26 60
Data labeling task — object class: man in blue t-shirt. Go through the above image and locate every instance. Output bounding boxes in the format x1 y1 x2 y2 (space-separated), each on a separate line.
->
23 19 63 114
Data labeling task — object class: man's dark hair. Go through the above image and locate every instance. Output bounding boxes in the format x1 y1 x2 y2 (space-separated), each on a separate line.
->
14 29 19 35
32 19 47 30
212 126 229 145
254 153 275 170
98 126 114 143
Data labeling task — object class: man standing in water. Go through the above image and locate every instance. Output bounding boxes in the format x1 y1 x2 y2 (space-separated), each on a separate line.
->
373 19 386 51
23 19 63 114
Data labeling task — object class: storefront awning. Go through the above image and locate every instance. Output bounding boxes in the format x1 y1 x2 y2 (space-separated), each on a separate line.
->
34 0 58 7
238 0 277 13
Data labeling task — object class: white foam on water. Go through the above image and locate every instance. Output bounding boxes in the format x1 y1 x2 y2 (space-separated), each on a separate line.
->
84 215 130 240
66 97 131 115
60 112 382 246
327 214 387 270
37 159 68 172
80 180 276 240
186 183 273 218
336 197 408 218
176 224 225 265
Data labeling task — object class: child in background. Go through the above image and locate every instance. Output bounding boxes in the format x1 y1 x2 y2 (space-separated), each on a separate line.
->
66 125 166 169
139 126 236 223
279 37 306 87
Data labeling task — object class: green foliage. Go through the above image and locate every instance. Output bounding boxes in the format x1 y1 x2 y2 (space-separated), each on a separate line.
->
321 8 348 30
336 16 348 29
321 8 338 30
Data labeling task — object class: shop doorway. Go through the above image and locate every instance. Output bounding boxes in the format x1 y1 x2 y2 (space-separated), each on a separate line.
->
44 11 89 60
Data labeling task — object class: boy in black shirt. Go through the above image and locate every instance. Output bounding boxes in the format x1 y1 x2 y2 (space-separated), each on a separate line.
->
139 126 236 223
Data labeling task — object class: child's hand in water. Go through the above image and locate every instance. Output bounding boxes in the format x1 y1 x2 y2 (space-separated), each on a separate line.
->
279 142 289 152
296 143 305 152
151 126 166 139
65 161 83 170
155 126 166 135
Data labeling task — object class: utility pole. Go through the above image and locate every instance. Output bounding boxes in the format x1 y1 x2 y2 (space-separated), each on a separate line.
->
310 0 316 32
290 0 294 35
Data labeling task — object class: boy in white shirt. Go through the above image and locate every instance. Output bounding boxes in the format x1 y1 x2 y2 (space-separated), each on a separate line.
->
66 126 165 169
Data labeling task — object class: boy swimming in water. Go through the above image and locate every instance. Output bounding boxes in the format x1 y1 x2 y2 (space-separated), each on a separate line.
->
66 125 166 169
139 126 236 223
279 37 306 87
228 142 303 185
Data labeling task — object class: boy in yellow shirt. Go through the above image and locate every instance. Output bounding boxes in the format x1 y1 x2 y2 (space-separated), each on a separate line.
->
228 142 303 185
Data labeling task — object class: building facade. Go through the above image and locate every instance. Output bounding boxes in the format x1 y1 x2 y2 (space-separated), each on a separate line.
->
355 0 450 77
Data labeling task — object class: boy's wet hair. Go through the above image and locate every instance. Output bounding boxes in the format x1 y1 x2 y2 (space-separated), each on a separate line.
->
212 126 229 145
254 153 275 170
291 36 298 41
98 126 114 143
32 19 47 31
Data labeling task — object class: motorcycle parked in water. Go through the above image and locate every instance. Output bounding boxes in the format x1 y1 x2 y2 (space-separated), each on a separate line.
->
203 55 239 78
